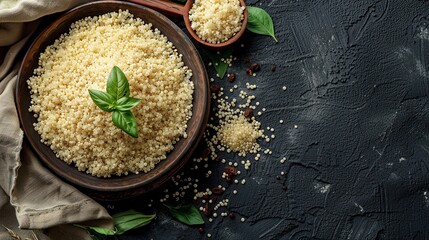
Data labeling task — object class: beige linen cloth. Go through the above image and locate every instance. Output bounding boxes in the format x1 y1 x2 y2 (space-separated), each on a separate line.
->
0 1 114 239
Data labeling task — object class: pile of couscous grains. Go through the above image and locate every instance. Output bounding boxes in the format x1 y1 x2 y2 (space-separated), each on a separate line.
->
27 10 194 177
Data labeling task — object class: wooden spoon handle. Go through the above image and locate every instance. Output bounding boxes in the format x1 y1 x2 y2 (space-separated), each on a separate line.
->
127 0 184 17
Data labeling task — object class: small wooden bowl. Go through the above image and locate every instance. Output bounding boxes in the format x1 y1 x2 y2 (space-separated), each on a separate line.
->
128 0 248 49
183 0 248 49
15 1 210 200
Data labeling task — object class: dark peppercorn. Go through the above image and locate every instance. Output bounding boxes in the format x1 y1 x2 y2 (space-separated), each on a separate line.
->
200 147 211 158
210 83 220 95
204 202 210 216
229 212 235 219
211 187 224 195
243 108 253 118
224 166 238 176
228 73 236 82
199 228 205 234
224 166 238 184
249 63 261 72
271 65 276 72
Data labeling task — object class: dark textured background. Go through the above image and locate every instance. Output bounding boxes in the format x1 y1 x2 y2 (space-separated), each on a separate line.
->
100 0 429 239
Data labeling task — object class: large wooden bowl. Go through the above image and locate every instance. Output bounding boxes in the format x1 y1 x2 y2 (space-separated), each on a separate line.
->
15 1 209 200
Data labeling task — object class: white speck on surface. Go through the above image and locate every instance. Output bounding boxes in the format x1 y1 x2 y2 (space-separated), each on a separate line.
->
416 59 427 77
251 177 263 184
417 26 429 40
354 202 364 212
394 46 412 60
388 172 400 181
294 125 298 129
314 182 331 194
424 191 429 207
399 157 406 162
375 149 382 156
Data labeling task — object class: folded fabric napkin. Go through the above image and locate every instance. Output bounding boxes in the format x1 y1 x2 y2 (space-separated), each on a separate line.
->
0 1 114 239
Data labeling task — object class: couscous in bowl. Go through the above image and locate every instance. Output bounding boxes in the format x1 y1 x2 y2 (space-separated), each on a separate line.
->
16 1 209 200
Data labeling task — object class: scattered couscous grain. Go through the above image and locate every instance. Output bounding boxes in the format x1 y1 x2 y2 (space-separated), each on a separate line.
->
189 0 244 44
27 10 194 177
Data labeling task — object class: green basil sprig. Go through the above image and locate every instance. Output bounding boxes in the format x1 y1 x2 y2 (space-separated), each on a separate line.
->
164 204 205 225
246 6 278 43
75 210 156 239
89 66 141 138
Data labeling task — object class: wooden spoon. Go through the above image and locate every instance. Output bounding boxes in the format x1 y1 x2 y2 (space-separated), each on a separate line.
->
127 0 248 49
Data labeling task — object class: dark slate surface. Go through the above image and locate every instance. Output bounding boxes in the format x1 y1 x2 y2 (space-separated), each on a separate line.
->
102 0 429 239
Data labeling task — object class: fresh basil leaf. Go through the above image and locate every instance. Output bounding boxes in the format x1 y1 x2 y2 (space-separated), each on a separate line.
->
86 229 115 240
173 0 186 2
75 210 155 239
112 110 138 138
107 66 130 100
116 97 141 111
89 66 141 137
246 6 278 42
115 216 156 235
203 48 233 79
74 224 116 236
164 204 205 225
88 89 116 112
113 210 156 235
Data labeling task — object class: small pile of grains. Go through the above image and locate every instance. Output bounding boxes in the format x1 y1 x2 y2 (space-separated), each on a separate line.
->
27 10 194 177
206 93 265 158
188 0 245 44
217 114 262 155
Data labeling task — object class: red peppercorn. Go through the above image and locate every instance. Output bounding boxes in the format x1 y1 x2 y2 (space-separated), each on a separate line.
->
243 108 253 118
228 73 236 82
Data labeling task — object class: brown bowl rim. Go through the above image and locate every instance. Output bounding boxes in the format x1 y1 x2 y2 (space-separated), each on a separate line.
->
15 1 209 199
